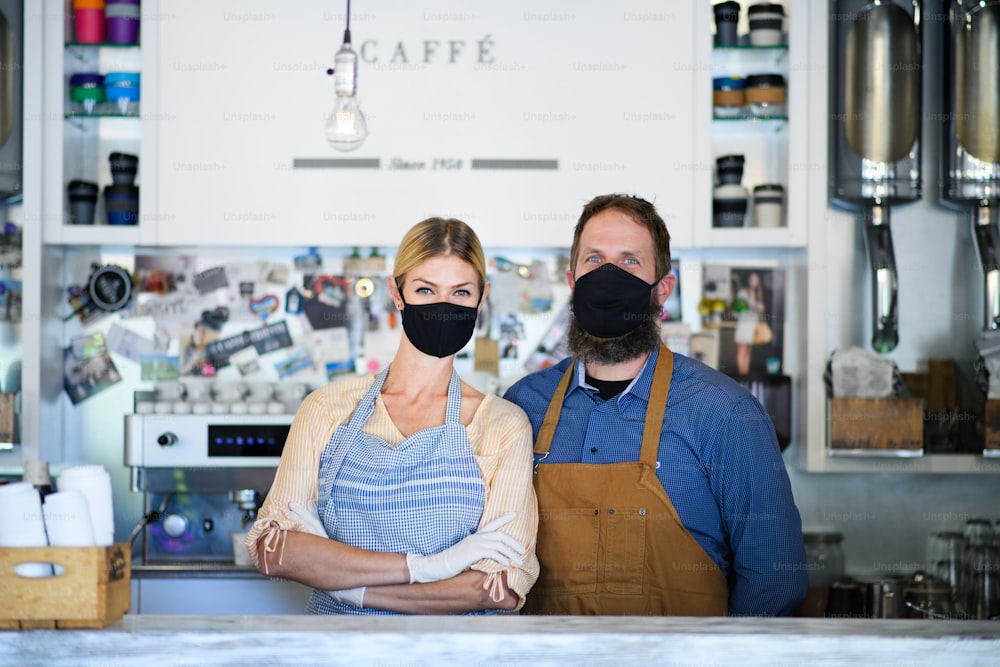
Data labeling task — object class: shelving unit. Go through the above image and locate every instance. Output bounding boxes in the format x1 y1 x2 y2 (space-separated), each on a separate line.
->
691 1 806 250
43 5 155 247
25 0 159 466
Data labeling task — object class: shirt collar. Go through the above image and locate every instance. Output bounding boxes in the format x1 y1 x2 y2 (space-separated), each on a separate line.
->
570 344 660 402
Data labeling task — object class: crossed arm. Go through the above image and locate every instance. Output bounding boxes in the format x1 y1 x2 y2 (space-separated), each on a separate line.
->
254 525 521 613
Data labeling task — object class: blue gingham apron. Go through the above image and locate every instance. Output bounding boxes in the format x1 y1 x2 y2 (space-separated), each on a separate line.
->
305 367 487 615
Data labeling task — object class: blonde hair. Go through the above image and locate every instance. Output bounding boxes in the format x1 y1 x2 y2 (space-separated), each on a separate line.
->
394 217 487 297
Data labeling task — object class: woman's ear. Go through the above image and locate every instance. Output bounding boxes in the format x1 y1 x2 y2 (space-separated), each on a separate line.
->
478 281 491 311
387 276 403 309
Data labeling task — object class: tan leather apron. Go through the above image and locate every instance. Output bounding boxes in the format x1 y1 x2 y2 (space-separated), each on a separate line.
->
523 343 728 616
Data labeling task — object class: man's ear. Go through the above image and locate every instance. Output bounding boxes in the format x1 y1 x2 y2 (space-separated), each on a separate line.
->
566 267 576 290
655 272 676 307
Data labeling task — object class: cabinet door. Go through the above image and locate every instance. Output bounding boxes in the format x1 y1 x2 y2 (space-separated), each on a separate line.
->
154 0 697 248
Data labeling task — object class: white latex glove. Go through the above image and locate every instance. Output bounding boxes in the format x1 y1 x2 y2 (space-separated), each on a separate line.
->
325 587 365 608
287 501 365 609
406 512 525 584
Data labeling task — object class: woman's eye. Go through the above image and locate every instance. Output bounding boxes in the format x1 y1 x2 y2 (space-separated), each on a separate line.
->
415 287 432 294
455 289 472 297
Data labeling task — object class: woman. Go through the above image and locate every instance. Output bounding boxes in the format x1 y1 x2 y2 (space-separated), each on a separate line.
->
246 217 539 615
733 271 764 376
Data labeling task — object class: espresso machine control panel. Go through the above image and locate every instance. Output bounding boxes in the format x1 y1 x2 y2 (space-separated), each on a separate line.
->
125 414 290 470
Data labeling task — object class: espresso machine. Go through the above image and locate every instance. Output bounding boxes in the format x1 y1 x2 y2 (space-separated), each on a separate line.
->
124 389 293 564
831 0 923 353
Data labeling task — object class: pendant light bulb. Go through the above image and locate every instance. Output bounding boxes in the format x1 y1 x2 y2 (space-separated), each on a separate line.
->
326 41 368 152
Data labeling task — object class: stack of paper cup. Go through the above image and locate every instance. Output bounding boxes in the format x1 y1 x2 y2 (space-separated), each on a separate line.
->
43 490 97 546
56 465 115 546
0 482 51 577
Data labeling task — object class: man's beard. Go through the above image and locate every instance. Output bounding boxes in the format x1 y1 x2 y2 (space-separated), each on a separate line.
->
567 298 662 365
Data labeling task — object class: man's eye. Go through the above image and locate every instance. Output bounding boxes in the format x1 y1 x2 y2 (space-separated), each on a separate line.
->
586 256 602 264
624 258 639 266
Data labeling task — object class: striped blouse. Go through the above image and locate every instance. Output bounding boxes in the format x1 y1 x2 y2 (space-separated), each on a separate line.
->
245 373 540 609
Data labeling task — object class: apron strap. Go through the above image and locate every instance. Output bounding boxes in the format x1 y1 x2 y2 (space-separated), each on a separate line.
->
533 361 577 456
640 342 673 468
443 370 463 425
343 366 391 435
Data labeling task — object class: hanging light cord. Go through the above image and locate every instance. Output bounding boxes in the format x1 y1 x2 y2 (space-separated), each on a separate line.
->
328 0 353 77
344 0 352 44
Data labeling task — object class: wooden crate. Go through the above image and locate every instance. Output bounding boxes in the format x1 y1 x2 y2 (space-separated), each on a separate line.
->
828 397 924 455
0 543 130 629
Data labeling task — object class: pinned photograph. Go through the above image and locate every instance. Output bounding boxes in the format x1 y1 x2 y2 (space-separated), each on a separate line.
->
63 346 122 405
700 265 785 378
230 347 262 377
140 353 180 381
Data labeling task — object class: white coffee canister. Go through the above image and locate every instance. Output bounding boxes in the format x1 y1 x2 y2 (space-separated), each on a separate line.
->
748 3 785 46
753 183 785 228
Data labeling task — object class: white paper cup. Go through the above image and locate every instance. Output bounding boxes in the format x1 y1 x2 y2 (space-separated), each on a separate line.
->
274 382 308 403
181 379 212 402
245 382 274 403
213 383 245 403
43 490 97 546
154 381 184 402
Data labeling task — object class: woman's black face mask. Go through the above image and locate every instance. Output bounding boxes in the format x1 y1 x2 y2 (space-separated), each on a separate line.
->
400 295 480 358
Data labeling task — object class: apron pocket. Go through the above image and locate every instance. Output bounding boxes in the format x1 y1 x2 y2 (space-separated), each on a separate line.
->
535 507 600 594
604 507 646 595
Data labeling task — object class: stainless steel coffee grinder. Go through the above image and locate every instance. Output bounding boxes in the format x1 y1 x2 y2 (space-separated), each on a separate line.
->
942 1 1000 332
831 0 923 353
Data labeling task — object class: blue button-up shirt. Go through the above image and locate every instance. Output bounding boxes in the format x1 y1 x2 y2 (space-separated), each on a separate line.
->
504 346 808 616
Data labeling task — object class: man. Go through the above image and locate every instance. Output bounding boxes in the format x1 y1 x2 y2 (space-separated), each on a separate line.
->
503 194 807 616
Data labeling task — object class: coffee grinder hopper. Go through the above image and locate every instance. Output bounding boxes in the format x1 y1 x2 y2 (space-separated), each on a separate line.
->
831 0 923 353
942 0 1000 331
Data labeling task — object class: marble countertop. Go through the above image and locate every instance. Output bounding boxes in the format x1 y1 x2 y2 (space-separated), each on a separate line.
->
3 615 999 666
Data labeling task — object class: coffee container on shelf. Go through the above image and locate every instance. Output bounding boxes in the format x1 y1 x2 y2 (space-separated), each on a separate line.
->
713 154 749 228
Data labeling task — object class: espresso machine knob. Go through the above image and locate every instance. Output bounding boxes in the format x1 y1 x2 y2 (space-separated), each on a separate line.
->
157 432 178 447
162 513 189 538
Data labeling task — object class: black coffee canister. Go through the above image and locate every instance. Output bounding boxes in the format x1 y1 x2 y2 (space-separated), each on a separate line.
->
716 154 746 185
712 194 749 228
104 184 140 225
67 179 99 225
109 151 139 186
713 1 741 47
714 155 749 227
